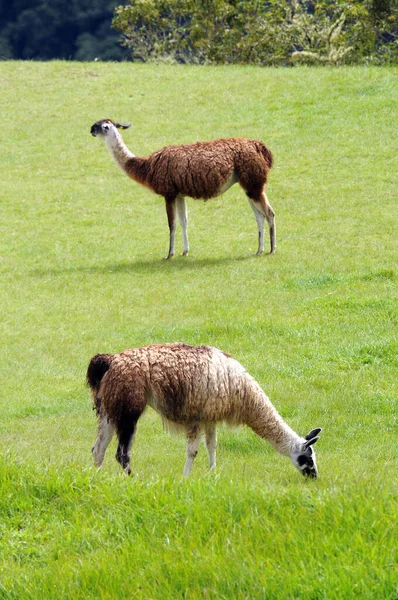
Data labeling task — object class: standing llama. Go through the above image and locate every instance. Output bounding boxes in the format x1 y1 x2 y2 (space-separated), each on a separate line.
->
87 343 321 478
90 119 276 259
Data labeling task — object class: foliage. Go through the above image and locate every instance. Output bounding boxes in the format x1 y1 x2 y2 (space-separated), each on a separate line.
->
112 0 398 64
1 0 396 62
1 457 397 599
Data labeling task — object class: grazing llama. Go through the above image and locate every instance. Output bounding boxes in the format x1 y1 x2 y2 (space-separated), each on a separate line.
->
90 119 276 259
87 343 321 478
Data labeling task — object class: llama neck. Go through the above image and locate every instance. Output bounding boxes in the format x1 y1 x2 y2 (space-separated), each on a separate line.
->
245 387 303 456
105 129 135 175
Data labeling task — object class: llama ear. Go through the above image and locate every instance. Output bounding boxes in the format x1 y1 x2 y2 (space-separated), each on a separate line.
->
115 123 131 130
305 428 322 441
304 436 319 449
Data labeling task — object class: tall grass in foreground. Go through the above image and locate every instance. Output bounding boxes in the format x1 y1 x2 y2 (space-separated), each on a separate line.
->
1 457 396 599
0 62 397 598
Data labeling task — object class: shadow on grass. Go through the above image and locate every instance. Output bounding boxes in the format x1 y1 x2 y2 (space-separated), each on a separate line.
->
30 253 263 278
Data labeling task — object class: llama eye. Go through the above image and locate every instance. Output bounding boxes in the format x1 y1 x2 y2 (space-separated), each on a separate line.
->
297 455 307 467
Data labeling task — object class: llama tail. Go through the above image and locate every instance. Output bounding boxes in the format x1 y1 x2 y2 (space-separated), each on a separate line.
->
258 142 273 170
86 353 113 407
87 353 113 416
86 353 113 390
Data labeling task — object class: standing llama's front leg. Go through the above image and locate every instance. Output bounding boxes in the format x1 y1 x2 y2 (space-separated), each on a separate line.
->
165 197 177 259
176 195 189 256
92 415 115 468
184 424 203 477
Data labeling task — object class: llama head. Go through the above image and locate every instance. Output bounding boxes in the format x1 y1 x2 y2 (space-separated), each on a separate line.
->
90 119 131 137
290 428 322 478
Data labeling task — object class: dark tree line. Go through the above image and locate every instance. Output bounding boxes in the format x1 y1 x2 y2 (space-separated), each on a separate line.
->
0 0 128 60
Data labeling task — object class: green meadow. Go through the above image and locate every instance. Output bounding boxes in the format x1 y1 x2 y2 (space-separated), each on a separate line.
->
1 62 397 599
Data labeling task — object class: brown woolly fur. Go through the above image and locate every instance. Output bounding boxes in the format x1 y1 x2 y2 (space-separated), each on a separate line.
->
88 343 322 478
90 119 276 258
125 138 273 199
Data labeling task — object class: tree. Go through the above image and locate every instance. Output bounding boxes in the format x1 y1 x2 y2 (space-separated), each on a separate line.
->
112 0 398 64
0 0 129 60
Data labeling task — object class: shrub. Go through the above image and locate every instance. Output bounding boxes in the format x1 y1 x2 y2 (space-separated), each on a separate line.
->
112 0 398 65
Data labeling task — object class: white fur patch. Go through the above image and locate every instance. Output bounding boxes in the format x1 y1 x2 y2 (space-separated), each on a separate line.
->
216 171 238 196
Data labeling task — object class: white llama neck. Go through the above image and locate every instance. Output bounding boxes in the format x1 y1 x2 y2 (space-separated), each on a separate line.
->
271 418 304 456
105 127 135 174
246 385 304 456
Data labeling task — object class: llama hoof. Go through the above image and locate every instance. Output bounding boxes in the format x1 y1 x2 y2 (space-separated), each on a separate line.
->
182 251 189 257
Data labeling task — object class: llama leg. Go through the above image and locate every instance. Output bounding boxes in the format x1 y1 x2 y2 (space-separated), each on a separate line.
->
262 193 276 255
257 191 276 254
92 415 115 468
115 420 138 475
176 195 189 256
165 197 177 259
184 424 203 477
248 199 265 256
205 424 217 471
248 190 276 255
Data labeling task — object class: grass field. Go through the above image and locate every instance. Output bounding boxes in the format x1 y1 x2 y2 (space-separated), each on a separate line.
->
0 62 397 599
